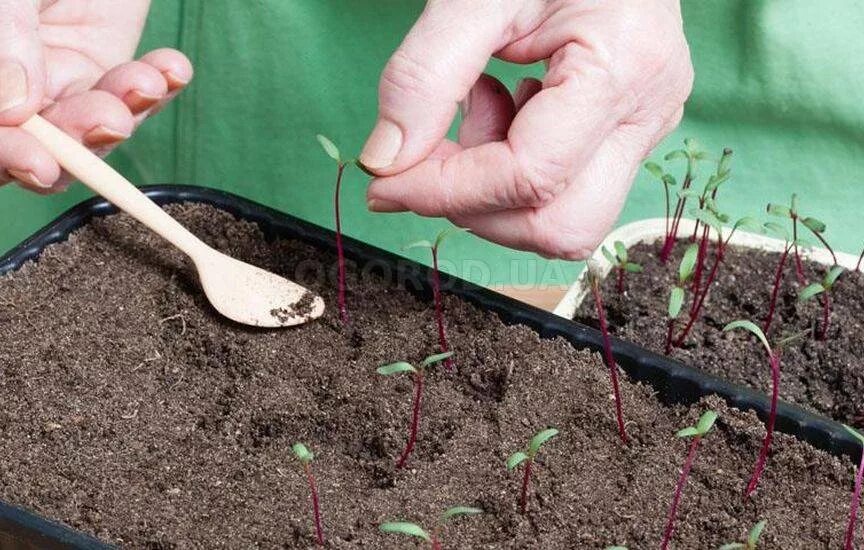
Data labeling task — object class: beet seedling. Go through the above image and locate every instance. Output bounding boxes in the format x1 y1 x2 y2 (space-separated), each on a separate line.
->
843 425 864 550
377 351 454 468
856 246 863 273
644 160 678 246
292 443 324 545
587 261 628 443
379 505 483 549
405 228 469 370
600 241 643 294
719 519 767 550
799 265 844 341
659 138 710 263
317 134 355 325
761 222 800 334
661 410 718 550
767 194 810 283
507 428 559 513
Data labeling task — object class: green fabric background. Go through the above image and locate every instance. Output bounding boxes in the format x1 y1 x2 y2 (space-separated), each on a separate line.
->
1 0 862 285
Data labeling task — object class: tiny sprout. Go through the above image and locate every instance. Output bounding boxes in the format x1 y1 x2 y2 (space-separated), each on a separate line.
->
317 134 357 325
719 519 767 550
798 265 844 340
658 138 711 263
723 321 784 499
644 160 678 251
377 351 454 468
587 261 628 444
664 243 697 354
601 240 643 294
661 410 717 550
507 428 559 513
292 443 324 545
379 505 483 549
844 425 864 550
767 193 819 283
405 227 469 370
761 221 803 334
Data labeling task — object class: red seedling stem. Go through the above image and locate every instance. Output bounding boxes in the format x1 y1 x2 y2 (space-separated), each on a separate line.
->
591 280 628 444
519 458 534 514
661 435 702 550
763 243 791 334
819 291 832 341
304 463 325 545
857 248 863 273
744 352 781 499
432 538 442 550
616 267 625 294
690 222 710 315
673 233 726 348
430 246 453 370
845 447 864 550
396 372 424 469
334 163 349 325
810 230 838 265
660 175 693 263
792 217 806 285
664 319 675 355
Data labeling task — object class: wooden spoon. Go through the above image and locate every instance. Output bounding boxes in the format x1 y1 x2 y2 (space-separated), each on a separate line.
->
20 114 325 328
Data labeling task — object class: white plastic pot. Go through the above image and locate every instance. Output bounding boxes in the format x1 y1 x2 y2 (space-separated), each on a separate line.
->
552 217 860 319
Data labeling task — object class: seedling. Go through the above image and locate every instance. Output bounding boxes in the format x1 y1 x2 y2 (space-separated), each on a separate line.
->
843 425 864 550
718 519 767 550
507 428 559 513
761 222 799 334
317 134 355 325
292 443 324 545
665 243 698 354
856 246 863 272
587 261 628 443
658 138 710 263
379 505 483 549
405 228 469 370
661 410 718 550
798 265 844 341
600 241 643 294
377 351 454 468
643 160 677 249
723 321 805 499
767 194 816 283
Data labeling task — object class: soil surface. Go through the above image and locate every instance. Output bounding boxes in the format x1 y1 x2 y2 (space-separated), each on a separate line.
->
575 239 864 429
0 204 858 548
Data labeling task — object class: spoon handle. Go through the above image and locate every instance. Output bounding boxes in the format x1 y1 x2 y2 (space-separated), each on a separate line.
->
20 114 206 258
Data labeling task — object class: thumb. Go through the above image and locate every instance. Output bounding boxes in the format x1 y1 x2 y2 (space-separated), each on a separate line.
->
360 0 520 175
0 0 45 125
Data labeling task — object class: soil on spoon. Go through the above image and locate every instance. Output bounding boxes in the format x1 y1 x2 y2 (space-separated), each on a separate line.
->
0 204 857 548
575 239 864 429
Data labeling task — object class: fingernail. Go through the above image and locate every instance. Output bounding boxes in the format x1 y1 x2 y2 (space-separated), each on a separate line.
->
123 89 161 114
162 70 189 92
367 198 407 213
8 169 48 189
360 119 403 170
83 125 129 147
459 88 473 119
0 61 28 113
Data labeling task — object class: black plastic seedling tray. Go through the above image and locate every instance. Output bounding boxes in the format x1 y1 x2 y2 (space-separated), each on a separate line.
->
0 184 860 548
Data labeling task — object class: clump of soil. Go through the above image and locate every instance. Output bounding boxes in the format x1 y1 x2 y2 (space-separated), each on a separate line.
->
0 205 857 548
576 240 864 428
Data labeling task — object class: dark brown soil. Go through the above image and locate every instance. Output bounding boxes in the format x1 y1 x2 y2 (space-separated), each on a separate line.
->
575 240 864 429
0 205 858 548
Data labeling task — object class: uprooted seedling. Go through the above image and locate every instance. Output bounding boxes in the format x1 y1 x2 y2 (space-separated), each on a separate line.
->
587 260 628 443
507 428 559 513
798 265 844 341
843 425 864 550
292 443 325 545
377 351 454 468
379 505 483 549
661 410 717 550
601 241 643 294
719 519 768 550
405 228 469 370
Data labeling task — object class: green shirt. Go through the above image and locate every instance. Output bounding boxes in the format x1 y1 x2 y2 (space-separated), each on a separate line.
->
2 0 862 285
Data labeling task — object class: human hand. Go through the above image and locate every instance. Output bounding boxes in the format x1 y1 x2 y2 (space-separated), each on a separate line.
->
362 0 692 259
0 0 193 194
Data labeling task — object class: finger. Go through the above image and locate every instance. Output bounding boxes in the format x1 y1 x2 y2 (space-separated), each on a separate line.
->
367 44 631 218
360 0 522 175
0 0 47 125
457 73 515 148
450 130 644 260
139 48 194 92
92 61 168 115
40 89 134 149
513 77 542 110
0 127 61 191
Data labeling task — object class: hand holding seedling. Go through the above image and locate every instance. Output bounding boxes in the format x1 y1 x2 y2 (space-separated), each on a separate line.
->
379 505 482 549
377 352 454 468
661 410 717 550
507 428 559 513
363 0 692 259
292 443 324 545
718 520 767 550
